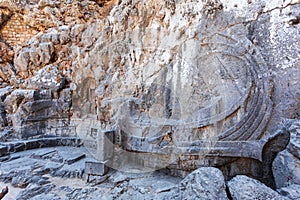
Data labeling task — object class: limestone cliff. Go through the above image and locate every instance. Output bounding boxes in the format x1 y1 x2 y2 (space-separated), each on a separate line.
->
0 0 299 198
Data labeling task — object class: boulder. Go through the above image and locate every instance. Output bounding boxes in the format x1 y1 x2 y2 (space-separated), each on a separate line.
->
171 167 228 200
272 150 300 188
227 175 286 200
272 120 300 190
278 184 300 200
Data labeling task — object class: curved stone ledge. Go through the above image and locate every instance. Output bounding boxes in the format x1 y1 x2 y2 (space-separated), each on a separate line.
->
0 137 82 157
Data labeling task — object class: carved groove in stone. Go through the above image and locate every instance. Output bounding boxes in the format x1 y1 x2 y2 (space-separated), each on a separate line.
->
100 32 275 171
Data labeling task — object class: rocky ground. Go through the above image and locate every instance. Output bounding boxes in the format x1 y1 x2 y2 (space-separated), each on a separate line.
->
0 120 299 200
0 146 287 200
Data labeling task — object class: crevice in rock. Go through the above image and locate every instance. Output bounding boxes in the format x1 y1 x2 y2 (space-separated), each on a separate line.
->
225 184 233 200
288 15 300 25
261 128 290 189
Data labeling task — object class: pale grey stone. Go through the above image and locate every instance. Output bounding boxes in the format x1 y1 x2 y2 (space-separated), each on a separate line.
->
0 86 13 100
273 150 300 188
16 183 55 200
29 193 61 200
85 161 108 176
0 2 299 200
287 120 300 159
171 167 228 200
278 184 300 200
228 175 287 200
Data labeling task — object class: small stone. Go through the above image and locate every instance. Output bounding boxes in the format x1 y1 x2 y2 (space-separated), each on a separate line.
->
11 174 30 188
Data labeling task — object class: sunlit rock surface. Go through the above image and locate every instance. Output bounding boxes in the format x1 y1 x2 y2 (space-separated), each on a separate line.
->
0 0 299 199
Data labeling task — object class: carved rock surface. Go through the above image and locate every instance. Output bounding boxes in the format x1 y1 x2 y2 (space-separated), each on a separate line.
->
227 175 286 200
0 1 299 199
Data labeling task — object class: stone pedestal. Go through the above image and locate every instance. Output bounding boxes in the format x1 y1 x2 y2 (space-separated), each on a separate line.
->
96 130 114 162
85 130 114 179
85 161 109 181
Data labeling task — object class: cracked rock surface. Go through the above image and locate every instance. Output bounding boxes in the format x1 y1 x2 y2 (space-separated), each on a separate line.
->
0 147 287 200
0 0 299 199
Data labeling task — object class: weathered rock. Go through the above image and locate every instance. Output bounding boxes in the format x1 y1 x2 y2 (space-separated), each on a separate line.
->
51 161 85 178
11 173 50 189
26 65 65 90
0 42 14 63
16 183 55 200
0 87 13 101
0 137 82 159
0 8 12 26
0 0 27 11
287 120 300 159
14 42 55 78
30 148 57 159
227 175 286 200
0 144 8 156
85 161 108 178
272 120 300 191
38 161 64 175
65 187 98 200
29 193 61 200
3 89 36 116
171 167 228 200
11 173 31 188
0 103 7 128
0 156 44 176
3 88 72 137
0 2 299 200
278 184 300 200
273 149 300 189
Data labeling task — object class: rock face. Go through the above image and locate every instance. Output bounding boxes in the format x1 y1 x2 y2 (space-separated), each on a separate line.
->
227 175 286 200
0 0 299 198
2 0 296 180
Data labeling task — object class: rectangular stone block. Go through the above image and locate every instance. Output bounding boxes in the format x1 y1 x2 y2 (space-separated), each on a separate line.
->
96 130 115 161
66 153 86 165
31 149 56 159
85 161 108 176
